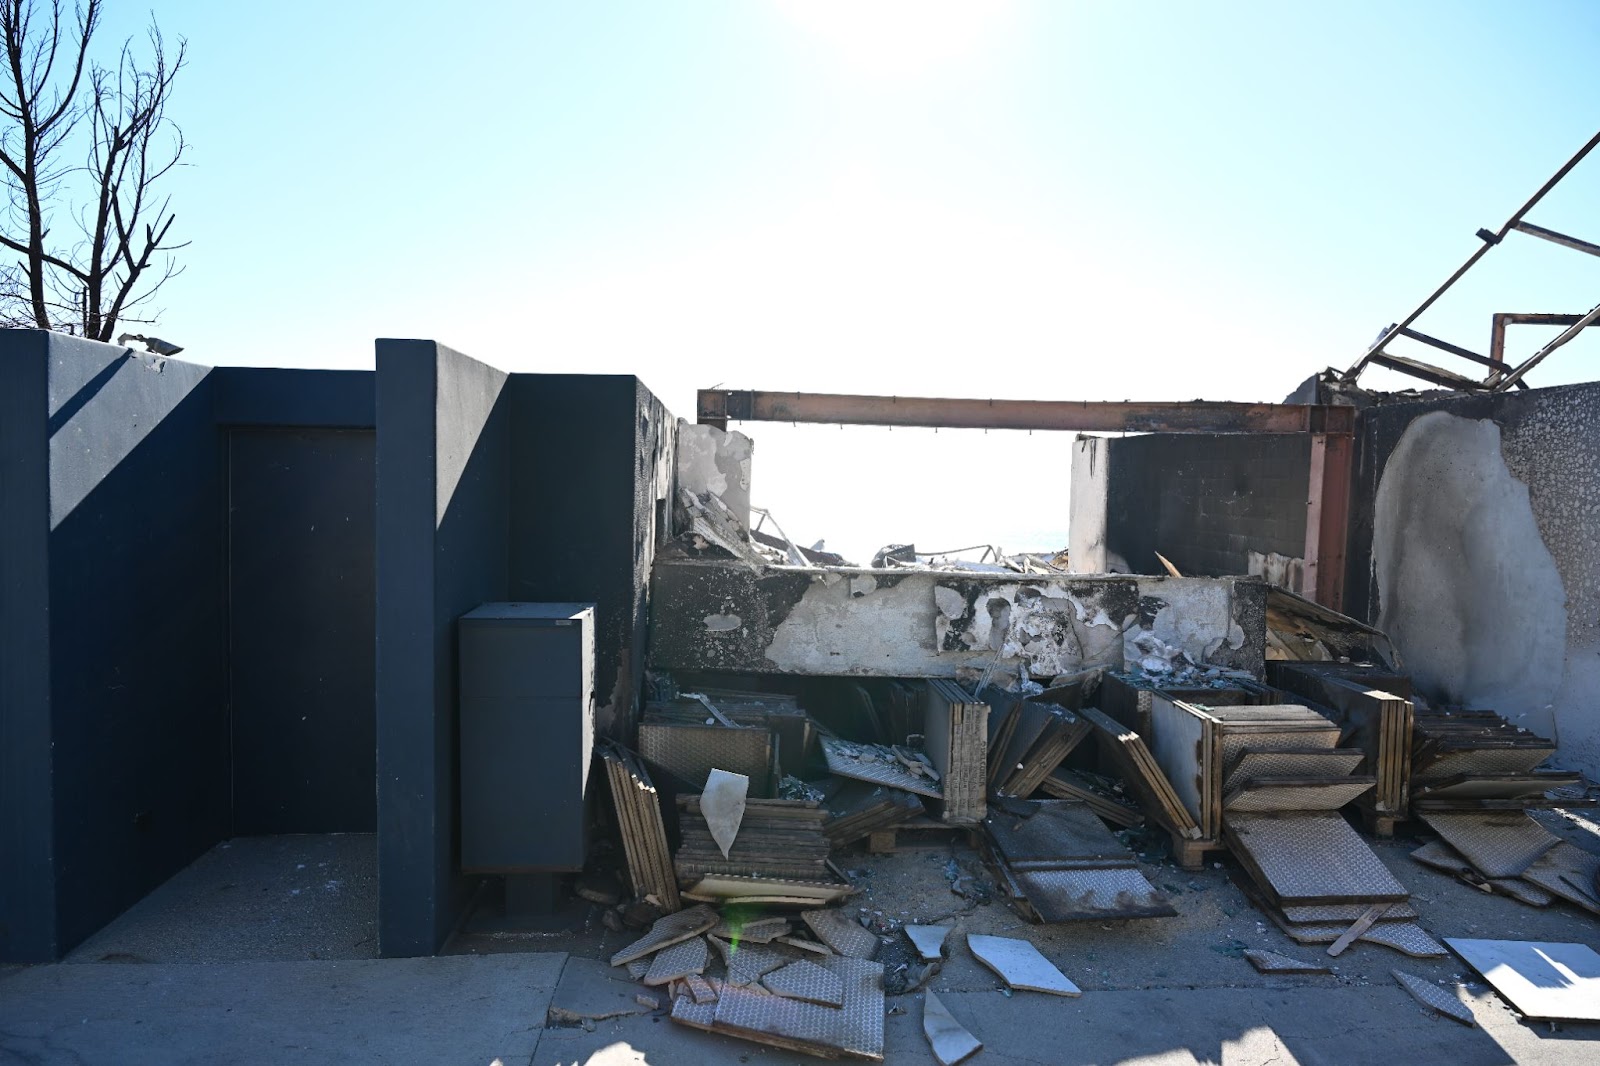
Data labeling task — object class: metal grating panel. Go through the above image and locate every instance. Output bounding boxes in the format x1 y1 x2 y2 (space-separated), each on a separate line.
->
1361 922 1447 957
802 908 880 960
1223 779 1375 813
707 936 802 986
1226 812 1407 903
1013 867 1176 921
610 905 719 966
1223 749 1364 792
1419 812 1561 878
639 722 774 794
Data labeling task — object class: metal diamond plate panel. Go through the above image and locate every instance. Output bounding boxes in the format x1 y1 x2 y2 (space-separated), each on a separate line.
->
1419 812 1561 879
708 936 801 985
1520 842 1600 914
708 955 884 1060
822 739 942 799
1360 922 1447 957
1282 901 1419 924
762 960 845 1006
610 905 718 966
1413 748 1553 783
1013 867 1176 921
639 722 773 793
803 908 880 960
1223 779 1374 813
1393 971 1475 1025
1223 750 1365 792
1225 812 1407 903
985 800 1128 863
1220 729 1340 772
643 936 709 986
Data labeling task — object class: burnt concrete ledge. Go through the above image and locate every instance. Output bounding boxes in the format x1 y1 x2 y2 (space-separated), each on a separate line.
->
649 558 1265 682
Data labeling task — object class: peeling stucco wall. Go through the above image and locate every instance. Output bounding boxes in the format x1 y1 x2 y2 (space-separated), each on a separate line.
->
676 420 753 529
1359 383 1600 779
649 558 1264 683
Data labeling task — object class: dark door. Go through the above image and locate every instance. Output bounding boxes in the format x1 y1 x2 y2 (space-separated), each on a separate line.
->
228 428 377 834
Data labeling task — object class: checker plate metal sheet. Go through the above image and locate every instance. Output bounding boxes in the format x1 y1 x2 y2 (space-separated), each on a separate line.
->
1413 748 1553 784
1419 812 1561 879
1223 779 1375 813
1220 729 1339 772
1226 813 1407 903
803 908 880 960
709 955 884 1060
610 905 718 966
1519 842 1600 915
1393 971 1476 1025
639 722 773 793
643 936 709 986
985 800 1130 863
1013 867 1177 921
822 738 942 799
1223 749 1365 793
1282 901 1418 923
762 960 845 1006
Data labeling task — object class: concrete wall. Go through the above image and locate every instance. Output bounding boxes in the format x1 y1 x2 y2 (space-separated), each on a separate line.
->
676 420 751 528
1069 432 1309 579
1 331 225 961
1068 436 1110 573
650 560 1265 684
375 339 510 958
508 375 674 739
1353 383 1600 778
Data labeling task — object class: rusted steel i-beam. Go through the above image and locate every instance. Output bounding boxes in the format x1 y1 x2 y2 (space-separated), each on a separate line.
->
697 389 1355 436
1302 432 1353 611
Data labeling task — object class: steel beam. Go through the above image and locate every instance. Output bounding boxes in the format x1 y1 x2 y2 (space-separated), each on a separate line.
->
697 389 1355 435
1302 432 1353 611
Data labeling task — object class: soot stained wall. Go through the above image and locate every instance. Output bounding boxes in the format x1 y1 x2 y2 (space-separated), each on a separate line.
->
1352 383 1600 777
1100 433 1309 577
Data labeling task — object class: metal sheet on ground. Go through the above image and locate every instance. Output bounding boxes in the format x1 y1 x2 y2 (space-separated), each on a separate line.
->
1225 813 1407 904
609 906 718 966
1518 842 1600 914
1013 867 1176 921
1393 970 1476 1026
1245 949 1330 975
802 908 880 960
702 955 885 1060
923 990 982 1066
1446 938 1600 1022
762 960 845 1007
966 934 1081 996
1419 812 1561 879
984 799 1128 863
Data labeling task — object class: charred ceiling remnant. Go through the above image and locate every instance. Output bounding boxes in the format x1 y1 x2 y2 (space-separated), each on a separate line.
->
649 559 1265 682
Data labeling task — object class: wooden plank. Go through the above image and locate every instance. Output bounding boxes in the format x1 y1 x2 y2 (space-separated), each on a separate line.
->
1327 903 1390 957
1145 695 1215 835
1078 706 1200 839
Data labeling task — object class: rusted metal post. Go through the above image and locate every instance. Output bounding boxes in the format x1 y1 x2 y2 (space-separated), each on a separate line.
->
1302 432 1354 610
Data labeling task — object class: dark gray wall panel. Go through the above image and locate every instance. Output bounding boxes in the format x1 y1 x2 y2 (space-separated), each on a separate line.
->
375 339 508 957
229 428 377 835
0 330 55 962
42 334 228 955
214 367 375 428
1104 433 1309 577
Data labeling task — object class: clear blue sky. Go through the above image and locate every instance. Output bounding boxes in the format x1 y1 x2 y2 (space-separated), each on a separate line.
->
106 1 1600 560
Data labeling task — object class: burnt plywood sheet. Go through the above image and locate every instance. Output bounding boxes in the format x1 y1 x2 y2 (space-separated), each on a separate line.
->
1419 812 1561 879
1013 867 1176 921
1225 813 1407 905
1446 939 1600 1022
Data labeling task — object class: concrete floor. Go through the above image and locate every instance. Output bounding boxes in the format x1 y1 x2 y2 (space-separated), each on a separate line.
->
66 834 379 964
4 821 1599 1064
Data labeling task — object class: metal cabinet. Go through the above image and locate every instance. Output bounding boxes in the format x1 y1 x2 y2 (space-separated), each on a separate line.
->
458 602 595 872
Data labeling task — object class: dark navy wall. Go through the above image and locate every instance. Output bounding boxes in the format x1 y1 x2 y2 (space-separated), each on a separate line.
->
375 339 509 957
0 331 55 962
508 375 672 739
1103 432 1310 577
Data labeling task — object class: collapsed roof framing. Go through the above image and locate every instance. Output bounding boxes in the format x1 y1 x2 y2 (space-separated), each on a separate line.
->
1342 128 1600 392
697 389 1355 610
